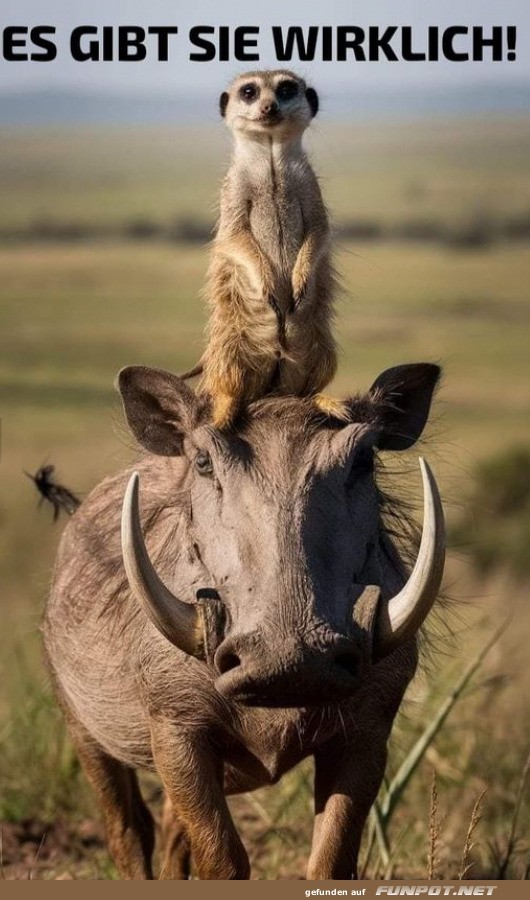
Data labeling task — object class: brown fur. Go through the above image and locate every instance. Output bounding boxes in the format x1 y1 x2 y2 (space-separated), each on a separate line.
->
190 70 340 427
44 363 441 879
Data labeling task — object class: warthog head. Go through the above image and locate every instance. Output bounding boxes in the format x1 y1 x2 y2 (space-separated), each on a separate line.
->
118 363 444 707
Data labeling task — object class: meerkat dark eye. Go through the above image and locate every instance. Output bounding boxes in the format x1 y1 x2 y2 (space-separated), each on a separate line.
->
195 451 213 476
239 83 259 103
276 80 299 102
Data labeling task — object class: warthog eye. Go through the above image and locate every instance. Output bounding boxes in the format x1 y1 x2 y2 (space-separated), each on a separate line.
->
195 451 213 476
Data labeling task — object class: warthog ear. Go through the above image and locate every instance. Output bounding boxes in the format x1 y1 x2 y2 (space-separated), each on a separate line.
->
369 363 441 451
117 366 200 456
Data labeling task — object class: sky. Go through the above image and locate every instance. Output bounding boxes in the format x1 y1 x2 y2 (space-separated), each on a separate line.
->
1 0 529 95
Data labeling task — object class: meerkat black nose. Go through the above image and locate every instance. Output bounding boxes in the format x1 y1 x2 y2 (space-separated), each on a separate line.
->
262 100 279 115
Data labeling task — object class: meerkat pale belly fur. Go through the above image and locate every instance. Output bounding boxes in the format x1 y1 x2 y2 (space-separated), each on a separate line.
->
195 69 341 428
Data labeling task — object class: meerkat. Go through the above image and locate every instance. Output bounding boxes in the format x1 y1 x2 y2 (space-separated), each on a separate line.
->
189 69 342 428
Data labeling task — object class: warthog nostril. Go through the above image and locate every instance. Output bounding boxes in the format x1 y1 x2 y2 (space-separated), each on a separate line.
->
217 652 241 675
214 638 243 676
334 652 359 679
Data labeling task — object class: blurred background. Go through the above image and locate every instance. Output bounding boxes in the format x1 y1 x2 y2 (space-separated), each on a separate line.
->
0 0 529 880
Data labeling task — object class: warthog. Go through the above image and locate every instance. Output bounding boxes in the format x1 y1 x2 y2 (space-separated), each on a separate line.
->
44 361 445 880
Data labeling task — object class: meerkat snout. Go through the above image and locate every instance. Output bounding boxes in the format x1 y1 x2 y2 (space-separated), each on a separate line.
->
260 97 279 118
219 70 319 137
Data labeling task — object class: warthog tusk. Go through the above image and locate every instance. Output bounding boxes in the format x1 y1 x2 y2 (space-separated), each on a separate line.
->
376 457 446 656
121 472 206 658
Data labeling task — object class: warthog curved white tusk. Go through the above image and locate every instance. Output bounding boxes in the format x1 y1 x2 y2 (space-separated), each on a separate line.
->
376 457 446 657
121 472 205 658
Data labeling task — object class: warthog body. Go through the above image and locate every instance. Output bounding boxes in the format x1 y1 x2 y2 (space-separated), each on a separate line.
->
44 362 444 880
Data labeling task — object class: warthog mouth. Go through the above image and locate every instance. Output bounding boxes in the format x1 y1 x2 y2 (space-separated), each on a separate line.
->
212 635 365 708
213 672 362 709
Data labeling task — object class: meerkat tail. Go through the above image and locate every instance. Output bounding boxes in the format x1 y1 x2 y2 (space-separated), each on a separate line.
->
179 360 204 380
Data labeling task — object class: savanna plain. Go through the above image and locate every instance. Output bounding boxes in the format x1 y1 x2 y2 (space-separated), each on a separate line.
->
0 115 529 879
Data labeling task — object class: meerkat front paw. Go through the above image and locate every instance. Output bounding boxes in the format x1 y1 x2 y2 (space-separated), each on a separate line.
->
258 257 277 300
291 267 308 308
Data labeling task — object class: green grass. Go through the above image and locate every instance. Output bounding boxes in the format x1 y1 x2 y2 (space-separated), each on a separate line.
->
0 649 87 824
0 116 529 878
1 117 530 231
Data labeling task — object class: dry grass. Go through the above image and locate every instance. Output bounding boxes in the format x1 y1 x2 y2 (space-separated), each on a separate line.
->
494 752 530 879
459 789 487 879
428 773 441 880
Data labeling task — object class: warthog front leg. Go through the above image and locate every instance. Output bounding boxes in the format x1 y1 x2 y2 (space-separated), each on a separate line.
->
160 793 191 879
152 722 250 880
307 735 387 880
69 723 155 879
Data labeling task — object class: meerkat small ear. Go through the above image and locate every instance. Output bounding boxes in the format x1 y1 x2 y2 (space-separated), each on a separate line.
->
219 92 229 117
306 87 319 118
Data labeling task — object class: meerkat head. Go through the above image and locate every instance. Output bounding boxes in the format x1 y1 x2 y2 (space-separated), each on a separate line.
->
219 70 318 140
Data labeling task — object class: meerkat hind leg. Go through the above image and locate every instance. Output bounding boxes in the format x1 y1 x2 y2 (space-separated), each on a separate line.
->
314 393 350 421
210 391 240 430
206 354 277 428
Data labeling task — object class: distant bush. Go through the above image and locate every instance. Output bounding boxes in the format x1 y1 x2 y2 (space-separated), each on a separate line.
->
1 210 529 249
27 219 99 242
393 219 447 243
168 217 211 243
443 220 496 250
450 446 530 579
337 219 383 241
504 211 530 240
123 218 162 240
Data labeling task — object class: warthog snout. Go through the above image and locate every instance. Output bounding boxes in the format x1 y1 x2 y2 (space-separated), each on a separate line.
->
213 630 364 707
